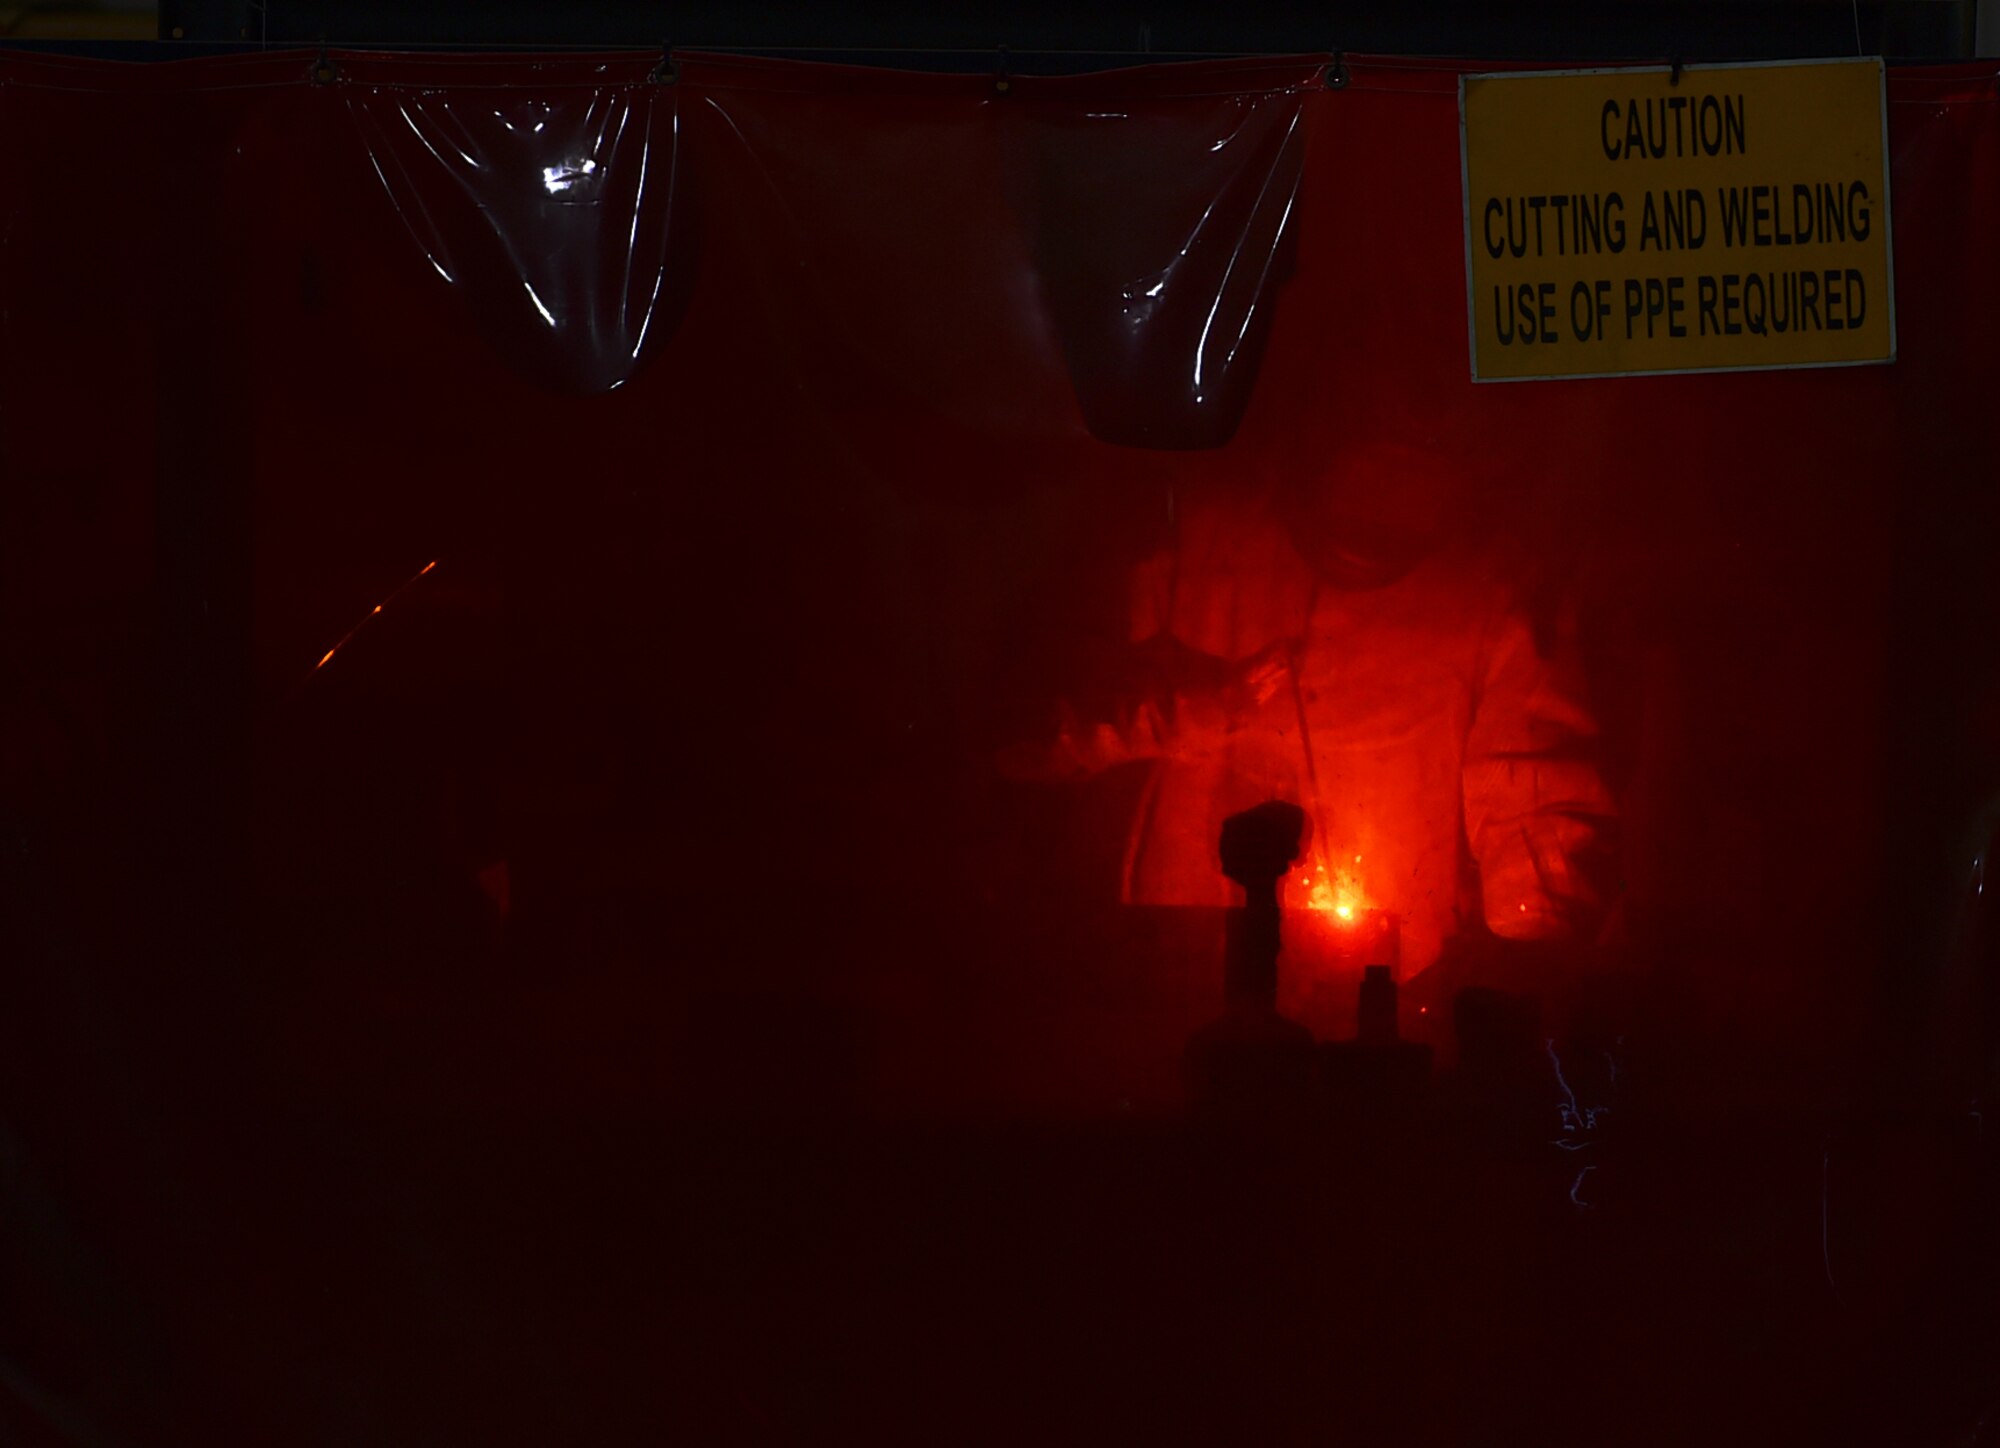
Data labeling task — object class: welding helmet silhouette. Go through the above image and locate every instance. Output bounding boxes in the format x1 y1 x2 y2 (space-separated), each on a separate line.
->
1276 439 1459 591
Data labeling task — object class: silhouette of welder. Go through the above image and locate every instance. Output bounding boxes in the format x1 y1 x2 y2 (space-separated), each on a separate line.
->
1005 439 1617 996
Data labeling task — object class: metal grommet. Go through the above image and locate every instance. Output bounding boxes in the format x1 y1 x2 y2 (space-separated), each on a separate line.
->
650 43 677 85
309 50 338 85
1325 53 1349 90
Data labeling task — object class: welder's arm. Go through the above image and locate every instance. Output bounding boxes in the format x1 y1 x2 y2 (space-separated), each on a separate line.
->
1460 612 1617 942
997 634 1290 782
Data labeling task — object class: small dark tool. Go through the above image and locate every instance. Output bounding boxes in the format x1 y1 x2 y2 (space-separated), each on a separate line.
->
1187 800 1315 1116
1219 799 1308 1012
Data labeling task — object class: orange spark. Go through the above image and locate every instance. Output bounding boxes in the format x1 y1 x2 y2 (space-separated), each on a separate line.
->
293 557 443 697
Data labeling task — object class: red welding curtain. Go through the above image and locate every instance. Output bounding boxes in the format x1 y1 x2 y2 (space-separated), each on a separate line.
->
6 49 2000 1091
3 60 2000 1430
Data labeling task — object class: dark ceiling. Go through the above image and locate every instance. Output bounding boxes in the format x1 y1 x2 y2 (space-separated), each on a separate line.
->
143 0 1978 65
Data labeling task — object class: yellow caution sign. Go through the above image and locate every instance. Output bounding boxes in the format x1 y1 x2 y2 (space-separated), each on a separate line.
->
1460 58 1895 381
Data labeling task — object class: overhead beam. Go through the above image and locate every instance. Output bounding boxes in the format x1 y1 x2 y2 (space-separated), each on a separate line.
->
155 0 1977 63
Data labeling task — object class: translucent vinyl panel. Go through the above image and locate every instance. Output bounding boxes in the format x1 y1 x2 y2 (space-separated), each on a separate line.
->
0 49 1995 1448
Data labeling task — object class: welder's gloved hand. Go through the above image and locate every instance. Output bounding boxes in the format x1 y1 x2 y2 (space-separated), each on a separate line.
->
995 636 1298 781
1222 638 1295 718
1175 637 1295 745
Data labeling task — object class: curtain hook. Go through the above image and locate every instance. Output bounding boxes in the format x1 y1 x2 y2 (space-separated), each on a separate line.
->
309 48 339 85
1325 51 1349 89
650 43 677 85
995 45 1011 96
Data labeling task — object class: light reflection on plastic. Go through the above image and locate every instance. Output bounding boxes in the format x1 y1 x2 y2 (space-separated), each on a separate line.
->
1547 1037 1590 1135
400 103 476 172
540 157 598 193
1546 1038 1608 1175
522 279 558 328
1551 1039 1604 1209
1187 107 1302 403
1188 191 1226 401
1215 115 1301 380
362 146 458 285
624 108 674 363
